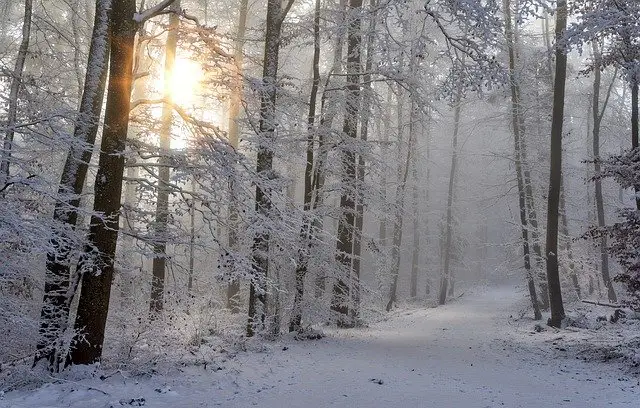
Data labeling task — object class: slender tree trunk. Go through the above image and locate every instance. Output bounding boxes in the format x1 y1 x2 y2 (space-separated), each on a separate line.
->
150 0 180 315
67 0 137 365
545 0 567 328
439 88 462 306
0 0 32 185
226 0 249 313
188 179 196 295
331 0 362 326
591 43 617 302
289 0 321 333
386 116 414 311
313 0 346 299
409 153 419 298
247 0 293 337
503 0 541 320
632 79 639 210
34 0 111 370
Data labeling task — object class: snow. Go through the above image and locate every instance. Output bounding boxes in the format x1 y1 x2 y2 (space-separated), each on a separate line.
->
3 286 639 407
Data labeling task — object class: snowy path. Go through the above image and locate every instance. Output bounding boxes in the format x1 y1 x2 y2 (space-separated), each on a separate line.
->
4 286 639 407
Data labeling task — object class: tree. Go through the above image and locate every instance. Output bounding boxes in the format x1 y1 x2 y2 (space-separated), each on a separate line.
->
247 0 297 337
68 0 177 365
503 0 541 320
331 0 363 326
545 0 568 328
34 0 111 370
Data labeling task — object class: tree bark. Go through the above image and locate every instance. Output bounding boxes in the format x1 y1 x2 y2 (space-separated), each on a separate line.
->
150 0 180 316
35 0 111 371
0 0 32 185
67 0 138 365
545 0 567 328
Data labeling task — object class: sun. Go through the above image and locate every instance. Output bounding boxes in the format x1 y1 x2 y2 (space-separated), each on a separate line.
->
167 58 202 106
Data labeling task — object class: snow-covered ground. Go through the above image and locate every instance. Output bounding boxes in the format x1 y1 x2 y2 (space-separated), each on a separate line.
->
3 286 639 407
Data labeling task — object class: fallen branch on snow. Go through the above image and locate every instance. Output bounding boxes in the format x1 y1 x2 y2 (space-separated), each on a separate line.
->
581 299 623 308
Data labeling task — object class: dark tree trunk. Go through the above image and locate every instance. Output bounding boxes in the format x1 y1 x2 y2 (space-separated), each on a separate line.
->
331 0 362 326
0 0 32 185
35 0 111 370
545 0 567 328
67 0 137 365
150 0 180 316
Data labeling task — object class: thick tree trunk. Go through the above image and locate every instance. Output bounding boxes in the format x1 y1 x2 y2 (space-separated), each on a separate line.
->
247 0 292 337
67 0 137 365
289 0 321 333
34 0 111 370
331 0 362 326
226 0 249 313
545 0 567 328
0 0 32 185
503 0 541 320
150 0 180 316
439 89 462 306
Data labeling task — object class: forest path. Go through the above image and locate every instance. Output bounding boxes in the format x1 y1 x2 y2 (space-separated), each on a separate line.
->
222 285 638 408
4 286 639 407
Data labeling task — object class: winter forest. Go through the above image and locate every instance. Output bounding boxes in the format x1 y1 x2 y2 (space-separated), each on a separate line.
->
1 0 640 406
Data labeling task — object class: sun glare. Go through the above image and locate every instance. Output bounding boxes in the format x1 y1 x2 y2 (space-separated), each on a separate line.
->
167 58 202 106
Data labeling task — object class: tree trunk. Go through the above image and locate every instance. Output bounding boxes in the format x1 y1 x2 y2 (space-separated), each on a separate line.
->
67 0 137 365
289 0 321 333
34 0 111 370
331 0 362 326
439 88 462 306
386 110 414 311
503 0 541 320
150 0 180 316
0 0 32 186
247 0 293 337
409 153 419 299
632 79 639 210
226 0 249 313
545 0 567 328
591 43 617 302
